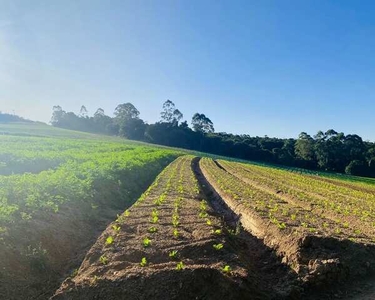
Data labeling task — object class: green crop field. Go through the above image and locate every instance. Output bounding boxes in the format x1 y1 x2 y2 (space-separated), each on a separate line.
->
0 123 184 300
1 123 375 300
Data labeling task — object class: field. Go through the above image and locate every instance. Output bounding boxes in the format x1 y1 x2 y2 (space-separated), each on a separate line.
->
1 123 375 299
0 123 182 300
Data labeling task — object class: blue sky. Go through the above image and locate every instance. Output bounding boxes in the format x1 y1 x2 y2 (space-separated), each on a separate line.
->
1 0 375 140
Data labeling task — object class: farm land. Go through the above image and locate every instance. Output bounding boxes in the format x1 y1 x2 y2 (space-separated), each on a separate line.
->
1 123 375 299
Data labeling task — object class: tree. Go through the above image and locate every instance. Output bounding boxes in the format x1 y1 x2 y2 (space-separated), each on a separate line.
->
50 106 66 126
191 113 214 133
114 103 140 123
114 103 145 139
94 108 105 118
160 100 183 125
119 118 146 140
295 132 315 161
345 160 368 176
79 105 88 118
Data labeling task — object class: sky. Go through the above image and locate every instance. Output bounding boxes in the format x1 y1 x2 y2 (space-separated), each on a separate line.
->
1 0 375 141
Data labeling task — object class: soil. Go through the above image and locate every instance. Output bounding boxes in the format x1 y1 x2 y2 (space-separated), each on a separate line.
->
200 159 375 296
51 156 300 299
7 155 374 299
0 201 123 300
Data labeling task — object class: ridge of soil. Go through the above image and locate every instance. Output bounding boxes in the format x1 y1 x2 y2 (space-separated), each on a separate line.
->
52 156 300 300
217 160 375 243
50 156 375 300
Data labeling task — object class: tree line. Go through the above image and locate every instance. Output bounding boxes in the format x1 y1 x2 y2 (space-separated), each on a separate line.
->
50 101 375 178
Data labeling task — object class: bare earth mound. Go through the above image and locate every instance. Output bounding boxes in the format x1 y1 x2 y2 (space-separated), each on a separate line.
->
52 156 295 300
52 156 375 299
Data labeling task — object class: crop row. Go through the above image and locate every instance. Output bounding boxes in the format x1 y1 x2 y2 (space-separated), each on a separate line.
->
200 158 368 242
218 160 375 238
0 142 180 227
88 156 232 277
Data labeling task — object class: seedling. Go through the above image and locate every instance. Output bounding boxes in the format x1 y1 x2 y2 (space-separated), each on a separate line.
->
199 212 208 218
143 237 151 248
206 219 212 226
213 243 224 250
212 229 222 235
173 229 180 238
172 214 180 227
148 226 158 233
112 225 121 232
140 257 147 267
222 265 231 274
151 215 159 224
277 222 286 230
99 255 108 265
124 210 130 217
176 261 185 270
105 236 114 245
169 250 178 260
200 200 207 211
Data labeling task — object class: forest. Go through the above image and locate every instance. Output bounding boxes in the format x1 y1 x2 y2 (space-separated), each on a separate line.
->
48 100 375 178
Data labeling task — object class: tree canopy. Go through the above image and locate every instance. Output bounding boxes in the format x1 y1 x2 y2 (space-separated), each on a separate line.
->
49 101 375 178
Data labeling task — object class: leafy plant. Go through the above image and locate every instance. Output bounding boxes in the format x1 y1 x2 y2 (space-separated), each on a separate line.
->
222 265 231 274
112 225 121 232
143 237 151 247
199 211 208 218
176 261 185 270
148 226 158 233
213 243 224 250
99 255 108 265
169 250 178 259
105 236 114 245
212 229 222 235
140 257 147 267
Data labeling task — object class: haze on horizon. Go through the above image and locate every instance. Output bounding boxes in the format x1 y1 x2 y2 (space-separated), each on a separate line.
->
1 0 375 141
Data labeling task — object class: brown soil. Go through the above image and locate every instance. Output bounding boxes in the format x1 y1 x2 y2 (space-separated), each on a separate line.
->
200 159 375 293
0 201 122 300
40 156 375 299
217 160 375 243
51 156 300 300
